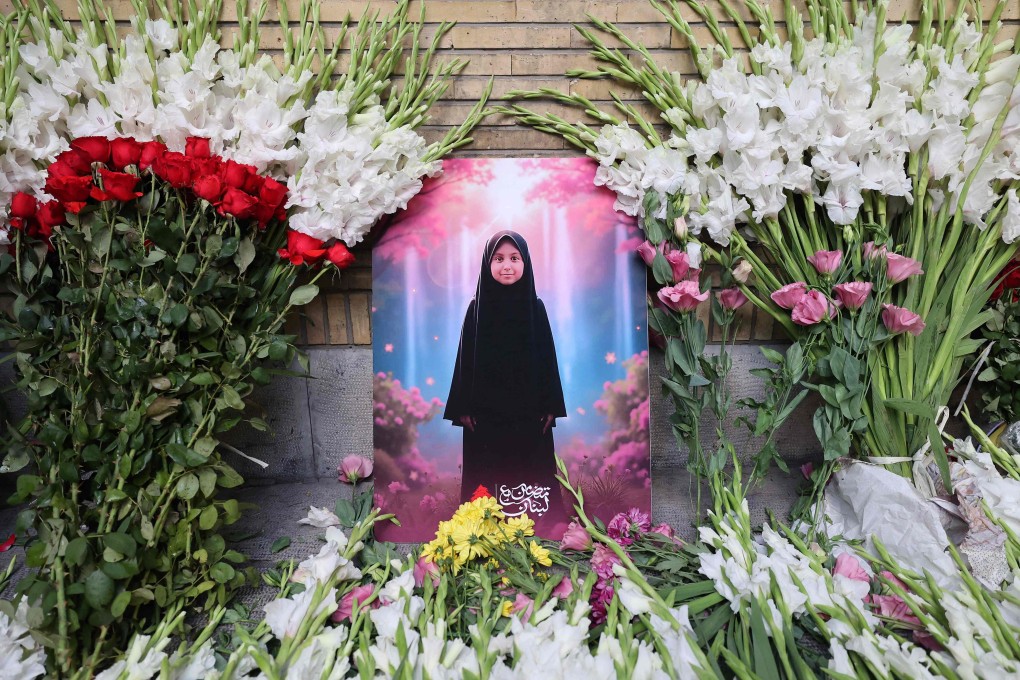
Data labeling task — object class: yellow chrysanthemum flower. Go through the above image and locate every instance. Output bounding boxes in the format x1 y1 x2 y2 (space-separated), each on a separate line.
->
501 600 513 617
528 541 552 567
470 496 504 521
505 515 535 541
450 518 490 562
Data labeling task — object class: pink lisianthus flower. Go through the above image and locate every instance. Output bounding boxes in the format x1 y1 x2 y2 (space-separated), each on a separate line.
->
664 249 699 283
510 592 534 620
551 575 574 599
807 249 843 275
635 240 657 266
332 584 377 622
770 282 808 309
791 290 835 325
560 521 592 551
878 570 909 592
718 287 748 310
885 252 924 283
658 280 709 312
863 241 888 260
833 281 872 310
413 556 440 588
868 594 920 626
338 455 373 484
881 304 925 336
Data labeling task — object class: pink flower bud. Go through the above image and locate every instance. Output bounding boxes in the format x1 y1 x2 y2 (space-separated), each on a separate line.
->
885 253 924 283
770 281 808 310
657 280 709 312
559 521 592 551
413 556 440 588
664 249 692 282
807 249 843 275
635 240 657 266
833 281 872 310
863 241 888 260
881 304 925 336
791 290 835 325
732 260 753 284
718 287 748 310
338 455 373 484
551 575 574 599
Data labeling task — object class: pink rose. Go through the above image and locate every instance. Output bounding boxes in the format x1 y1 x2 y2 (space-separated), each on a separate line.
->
881 304 925 336
833 553 870 583
657 280 709 312
338 455 373 483
833 281 872 310
885 253 924 283
560 521 592 551
807 249 843 275
664 249 692 282
332 584 376 622
770 281 808 309
863 241 888 260
635 240 657 266
791 290 835 325
718 287 748 310
413 556 440 588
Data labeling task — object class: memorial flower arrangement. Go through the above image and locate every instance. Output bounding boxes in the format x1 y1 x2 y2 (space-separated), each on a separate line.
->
0 0 486 670
505 0 1020 485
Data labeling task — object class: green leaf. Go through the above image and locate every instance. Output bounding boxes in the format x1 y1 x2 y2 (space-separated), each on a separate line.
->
110 590 132 617
234 238 256 274
85 570 115 608
167 304 189 327
883 398 935 419
220 385 245 411
190 372 216 386
199 506 218 530
177 253 197 274
210 562 235 583
176 473 200 500
36 378 60 397
270 537 291 553
166 443 207 467
140 249 167 266
930 421 953 494
103 533 136 558
288 284 319 307
65 537 89 566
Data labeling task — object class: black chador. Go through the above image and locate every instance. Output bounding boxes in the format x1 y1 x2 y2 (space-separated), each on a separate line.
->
444 231 568 535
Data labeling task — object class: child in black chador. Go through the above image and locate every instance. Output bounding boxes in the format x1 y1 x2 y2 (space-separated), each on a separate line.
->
444 230 569 537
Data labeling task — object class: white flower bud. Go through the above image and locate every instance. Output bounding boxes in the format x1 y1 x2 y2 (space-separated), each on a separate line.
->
674 216 688 239
732 260 752 284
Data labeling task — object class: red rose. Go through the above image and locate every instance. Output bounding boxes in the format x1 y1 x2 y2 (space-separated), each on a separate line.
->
46 174 94 207
252 203 276 229
243 172 264 195
259 177 288 211
221 160 253 189
277 230 326 266
151 151 193 188
992 261 1020 301
110 138 143 169
192 174 224 202
138 141 168 171
325 242 355 269
36 201 66 230
190 157 221 178
91 169 143 202
53 149 92 176
217 186 257 219
185 137 211 158
10 192 37 219
71 136 111 164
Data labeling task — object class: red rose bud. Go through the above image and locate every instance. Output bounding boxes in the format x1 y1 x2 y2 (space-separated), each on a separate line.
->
138 141 167 171
70 136 111 164
10 192 37 219
110 137 143 169
91 169 143 202
326 241 355 269
53 149 92 176
243 172 264 195
185 136 211 158
36 201 66 229
152 151 193 188
46 174 94 206
259 177 288 211
221 160 252 189
217 186 257 219
192 174 224 202
277 229 326 266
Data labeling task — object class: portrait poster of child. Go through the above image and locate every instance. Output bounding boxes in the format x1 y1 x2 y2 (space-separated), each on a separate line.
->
372 158 651 542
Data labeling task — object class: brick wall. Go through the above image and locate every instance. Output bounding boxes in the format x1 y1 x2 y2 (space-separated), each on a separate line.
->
18 0 1020 345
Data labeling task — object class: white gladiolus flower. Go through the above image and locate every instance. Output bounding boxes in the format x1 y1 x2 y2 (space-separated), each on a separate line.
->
144 19 178 51
0 602 46 680
298 506 342 528
612 565 653 616
1001 190 1020 244
263 586 338 639
378 562 416 604
168 640 217 680
94 633 168 680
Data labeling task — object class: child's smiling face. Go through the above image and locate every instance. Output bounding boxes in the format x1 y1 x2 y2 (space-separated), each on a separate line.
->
490 240 524 285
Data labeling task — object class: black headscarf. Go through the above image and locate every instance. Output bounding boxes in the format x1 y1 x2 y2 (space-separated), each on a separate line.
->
444 231 566 425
